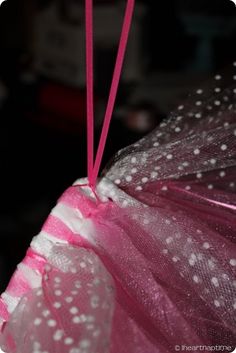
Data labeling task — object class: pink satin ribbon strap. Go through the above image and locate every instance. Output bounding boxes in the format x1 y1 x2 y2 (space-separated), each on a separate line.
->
86 0 94 182
85 0 135 186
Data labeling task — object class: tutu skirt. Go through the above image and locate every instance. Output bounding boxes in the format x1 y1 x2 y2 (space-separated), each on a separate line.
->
0 72 236 353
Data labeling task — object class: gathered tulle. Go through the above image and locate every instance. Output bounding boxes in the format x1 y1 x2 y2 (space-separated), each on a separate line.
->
0 69 236 353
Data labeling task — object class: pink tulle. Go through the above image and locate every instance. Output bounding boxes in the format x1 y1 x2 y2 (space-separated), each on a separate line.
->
0 71 236 352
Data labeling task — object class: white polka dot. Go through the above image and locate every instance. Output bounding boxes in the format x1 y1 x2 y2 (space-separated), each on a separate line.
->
53 302 61 309
234 129 236 136
42 310 50 317
34 318 42 326
185 186 191 190
74 280 81 289
194 148 200 155
160 123 167 128
93 330 101 338
219 171 225 178
48 319 57 327
53 330 64 341
80 340 91 349
214 300 220 307
189 254 197 266
211 277 219 287
224 122 229 128
221 144 227 151
208 184 213 190
215 75 221 80
203 242 210 249
166 237 173 244
64 337 74 345
197 253 203 261
65 297 73 303
196 101 202 106
33 342 41 350
115 179 121 185
230 259 236 266
72 316 81 324
177 116 183 121
230 182 235 188
70 267 77 273
193 275 200 283
126 176 132 182
70 307 78 315
131 168 137 174
178 105 184 110
195 113 202 119
214 100 221 106
135 186 142 191
196 89 203 94
55 290 62 296
153 142 160 147
172 256 179 263
151 171 158 178
182 161 189 167
197 173 202 179
175 127 181 133
207 136 214 142
215 87 221 93
131 157 137 163
37 302 42 308
166 154 173 160
189 258 195 266
161 186 168 191
233 302 236 310
208 259 215 270
54 277 61 283
36 289 42 296
142 177 148 183
210 158 216 165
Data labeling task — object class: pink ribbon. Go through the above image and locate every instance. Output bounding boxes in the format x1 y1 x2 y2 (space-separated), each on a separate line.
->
85 0 135 187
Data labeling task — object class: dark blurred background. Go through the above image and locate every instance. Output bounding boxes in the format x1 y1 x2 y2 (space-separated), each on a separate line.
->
0 0 236 291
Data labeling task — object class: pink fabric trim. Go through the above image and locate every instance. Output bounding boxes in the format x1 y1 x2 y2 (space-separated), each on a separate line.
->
43 215 77 243
43 214 88 248
6 272 31 297
0 299 9 322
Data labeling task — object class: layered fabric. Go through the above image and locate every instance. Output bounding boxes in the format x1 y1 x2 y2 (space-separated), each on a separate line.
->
0 71 236 353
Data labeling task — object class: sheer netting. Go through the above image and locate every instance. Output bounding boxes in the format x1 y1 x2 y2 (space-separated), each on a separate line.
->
0 67 236 353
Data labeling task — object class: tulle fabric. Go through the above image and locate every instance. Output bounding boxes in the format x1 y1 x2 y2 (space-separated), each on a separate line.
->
0 69 236 352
